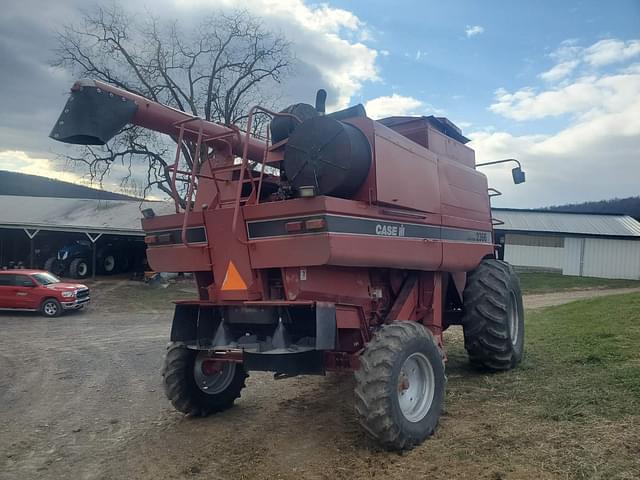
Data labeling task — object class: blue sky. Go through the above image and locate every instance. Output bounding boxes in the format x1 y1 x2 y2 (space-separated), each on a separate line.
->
0 0 638 207
342 0 640 134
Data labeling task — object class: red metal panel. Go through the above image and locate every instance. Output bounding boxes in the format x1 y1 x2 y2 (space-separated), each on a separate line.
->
442 242 493 271
146 245 211 272
373 123 441 213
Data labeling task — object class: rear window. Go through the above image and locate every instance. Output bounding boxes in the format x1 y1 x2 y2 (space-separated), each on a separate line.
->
0 274 14 286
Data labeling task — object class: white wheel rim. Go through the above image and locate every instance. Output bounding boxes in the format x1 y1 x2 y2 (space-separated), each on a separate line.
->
193 352 235 395
508 291 519 346
44 302 58 316
78 263 88 276
397 352 435 423
104 256 115 272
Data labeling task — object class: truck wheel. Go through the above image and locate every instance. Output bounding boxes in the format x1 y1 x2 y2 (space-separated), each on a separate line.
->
69 258 90 279
41 298 62 318
162 344 248 416
354 322 446 450
462 259 524 370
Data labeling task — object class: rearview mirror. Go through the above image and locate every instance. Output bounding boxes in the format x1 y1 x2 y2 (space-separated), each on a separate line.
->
512 167 526 184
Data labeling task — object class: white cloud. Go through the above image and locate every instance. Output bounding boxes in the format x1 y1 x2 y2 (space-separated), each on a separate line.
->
379 49 390 57
539 38 640 85
364 94 425 119
465 25 484 37
584 39 640 66
0 150 86 185
473 43 640 207
176 0 380 109
415 50 424 61
490 71 639 121
539 60 580 82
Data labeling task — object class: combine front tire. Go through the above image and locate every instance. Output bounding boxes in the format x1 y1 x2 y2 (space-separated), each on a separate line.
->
354 321 446 450
162 344 248 416
462 259 524 370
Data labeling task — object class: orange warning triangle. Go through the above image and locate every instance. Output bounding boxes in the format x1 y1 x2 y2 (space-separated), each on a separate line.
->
221 261 248 291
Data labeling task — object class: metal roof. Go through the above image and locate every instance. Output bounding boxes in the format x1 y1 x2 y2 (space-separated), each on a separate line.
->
0 195 175 236
492 208 640 238
1 195 639 239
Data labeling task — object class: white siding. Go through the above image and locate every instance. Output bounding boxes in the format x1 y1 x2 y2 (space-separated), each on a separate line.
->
582 238 640 280
562 237 583 276
504 244 564 270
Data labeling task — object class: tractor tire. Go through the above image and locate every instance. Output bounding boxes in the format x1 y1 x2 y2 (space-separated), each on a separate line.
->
41 298 62 318
44 257 56 272
162 344 248 417
44 257 65 275
462 259 524 370
69 258 90 279
354 321 446 451
101 254 116 274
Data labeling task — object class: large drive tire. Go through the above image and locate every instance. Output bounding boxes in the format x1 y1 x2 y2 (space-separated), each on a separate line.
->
69 258 90 279
45 257 65 275
101 254 116 274
354 321 446 451
462 259 524 370
41 298 62 318
44 257 56 272
162 344 248 416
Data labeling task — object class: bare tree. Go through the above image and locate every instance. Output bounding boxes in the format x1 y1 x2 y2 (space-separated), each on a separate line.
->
54 4 291 202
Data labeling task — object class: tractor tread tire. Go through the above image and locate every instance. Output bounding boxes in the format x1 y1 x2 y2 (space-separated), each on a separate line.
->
462 259 524 371
69 258 90 279
44 257 56 273
162 344 248 417
354 322 446 451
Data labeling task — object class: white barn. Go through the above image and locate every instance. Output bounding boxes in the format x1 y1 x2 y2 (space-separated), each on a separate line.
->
492 209 640 280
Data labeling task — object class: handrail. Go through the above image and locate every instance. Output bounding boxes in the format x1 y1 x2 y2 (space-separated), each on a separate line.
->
230 106 303 245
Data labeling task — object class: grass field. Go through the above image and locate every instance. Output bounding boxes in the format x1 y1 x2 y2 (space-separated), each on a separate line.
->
518 272 640 294
434 292 640 479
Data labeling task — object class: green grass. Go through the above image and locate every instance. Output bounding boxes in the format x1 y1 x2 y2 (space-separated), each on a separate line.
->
518 271 640 294
442 292 640 479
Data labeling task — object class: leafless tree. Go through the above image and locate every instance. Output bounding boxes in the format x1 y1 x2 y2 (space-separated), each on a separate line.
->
54 4 291 202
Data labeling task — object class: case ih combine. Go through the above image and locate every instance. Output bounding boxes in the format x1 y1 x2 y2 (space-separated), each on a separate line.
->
51 79 525 450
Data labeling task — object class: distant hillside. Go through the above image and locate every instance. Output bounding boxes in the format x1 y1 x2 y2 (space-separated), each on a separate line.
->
0 170 138 201
543 196 640 220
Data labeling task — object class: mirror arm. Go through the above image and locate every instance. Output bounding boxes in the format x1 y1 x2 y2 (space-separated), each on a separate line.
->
476 158 522 169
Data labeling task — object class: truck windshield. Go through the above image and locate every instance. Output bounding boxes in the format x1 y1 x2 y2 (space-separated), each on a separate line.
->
32 272 61 285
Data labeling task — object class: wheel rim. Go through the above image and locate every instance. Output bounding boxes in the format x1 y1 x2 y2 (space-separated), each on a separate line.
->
104 256 115 272
193 352 235 395
397 352 435 423
44 302 58 316
508 291 519 346
78 262 88 277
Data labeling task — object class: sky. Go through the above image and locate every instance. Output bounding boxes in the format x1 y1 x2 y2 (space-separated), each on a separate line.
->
0 0 639 207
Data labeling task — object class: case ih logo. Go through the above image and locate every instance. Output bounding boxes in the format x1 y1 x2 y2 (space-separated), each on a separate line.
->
375 223 406 237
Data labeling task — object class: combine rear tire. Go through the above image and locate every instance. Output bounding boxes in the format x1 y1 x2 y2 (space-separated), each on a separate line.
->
354 321 446 450
69 258 90 279
462 259 524 370
162 344 248 416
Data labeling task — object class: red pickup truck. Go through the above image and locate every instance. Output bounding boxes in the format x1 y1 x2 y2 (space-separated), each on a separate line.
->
0 270 90 317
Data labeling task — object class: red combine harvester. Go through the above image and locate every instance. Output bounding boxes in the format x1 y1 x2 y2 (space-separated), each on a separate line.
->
51 79 526 450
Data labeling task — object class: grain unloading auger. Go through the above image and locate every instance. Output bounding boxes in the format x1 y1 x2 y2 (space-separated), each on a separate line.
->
51 79 526 450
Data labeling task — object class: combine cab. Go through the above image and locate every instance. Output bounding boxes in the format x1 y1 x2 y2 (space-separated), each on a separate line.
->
51 79 525 450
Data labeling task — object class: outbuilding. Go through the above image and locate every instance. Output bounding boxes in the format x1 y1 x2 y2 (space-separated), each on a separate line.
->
492 208 640 280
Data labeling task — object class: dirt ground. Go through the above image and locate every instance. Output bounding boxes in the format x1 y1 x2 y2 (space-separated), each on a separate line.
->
0 281 636 480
